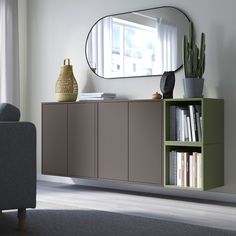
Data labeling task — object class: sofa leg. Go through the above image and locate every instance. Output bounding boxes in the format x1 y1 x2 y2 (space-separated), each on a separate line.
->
18 209 26 231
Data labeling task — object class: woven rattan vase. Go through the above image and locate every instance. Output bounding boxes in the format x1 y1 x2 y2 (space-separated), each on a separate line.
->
55 58 78 102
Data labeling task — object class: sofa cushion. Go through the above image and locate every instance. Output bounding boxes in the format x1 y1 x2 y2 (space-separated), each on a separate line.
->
0 103 20 121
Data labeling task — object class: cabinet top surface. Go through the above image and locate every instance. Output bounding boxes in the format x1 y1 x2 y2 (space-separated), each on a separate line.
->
42 98 224 105
164 98 224 102
42 99 163 105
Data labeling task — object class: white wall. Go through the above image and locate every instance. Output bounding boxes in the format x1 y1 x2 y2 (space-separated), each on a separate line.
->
23 0 236 199
19 0 28 120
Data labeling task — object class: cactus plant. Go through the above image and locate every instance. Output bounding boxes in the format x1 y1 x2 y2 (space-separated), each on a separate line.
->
183 22 205 78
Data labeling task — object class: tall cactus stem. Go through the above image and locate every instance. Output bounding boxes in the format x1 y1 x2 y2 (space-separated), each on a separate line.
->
182 22 205 78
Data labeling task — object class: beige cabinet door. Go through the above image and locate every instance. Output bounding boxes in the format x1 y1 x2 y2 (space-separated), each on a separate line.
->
68 103 97 178
98 102 128 181
42 103 68 176
129 101 163 185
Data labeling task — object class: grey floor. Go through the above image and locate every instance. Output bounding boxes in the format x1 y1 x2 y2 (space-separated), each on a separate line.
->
36 181 236 232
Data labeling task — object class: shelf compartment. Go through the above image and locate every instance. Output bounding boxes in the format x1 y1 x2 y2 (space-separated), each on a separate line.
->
164 146 202 189
164 99 202 142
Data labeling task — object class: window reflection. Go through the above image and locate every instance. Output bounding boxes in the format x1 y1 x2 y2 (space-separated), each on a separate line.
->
111 18 157 77
86 7 188 78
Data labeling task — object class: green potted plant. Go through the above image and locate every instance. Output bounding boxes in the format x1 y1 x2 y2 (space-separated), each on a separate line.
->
182 22 205 98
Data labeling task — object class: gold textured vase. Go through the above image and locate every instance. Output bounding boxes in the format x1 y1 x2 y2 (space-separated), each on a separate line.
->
55 58 78 102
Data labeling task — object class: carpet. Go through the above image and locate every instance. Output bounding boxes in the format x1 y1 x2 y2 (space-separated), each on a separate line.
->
0 209 235 236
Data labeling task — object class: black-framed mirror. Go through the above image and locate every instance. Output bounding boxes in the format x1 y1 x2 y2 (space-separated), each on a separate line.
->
85 6 190 79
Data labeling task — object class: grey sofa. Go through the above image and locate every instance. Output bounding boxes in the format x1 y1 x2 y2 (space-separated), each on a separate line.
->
0 120 36 230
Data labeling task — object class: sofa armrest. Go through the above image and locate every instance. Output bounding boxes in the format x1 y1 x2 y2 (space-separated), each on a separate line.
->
0 122 36 210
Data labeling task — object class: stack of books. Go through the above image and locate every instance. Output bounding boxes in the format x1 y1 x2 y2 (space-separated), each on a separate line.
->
169 151 202 188
169 104 202 142
79 92 116 100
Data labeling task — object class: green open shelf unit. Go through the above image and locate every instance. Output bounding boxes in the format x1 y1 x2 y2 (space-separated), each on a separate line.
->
164 98 224 191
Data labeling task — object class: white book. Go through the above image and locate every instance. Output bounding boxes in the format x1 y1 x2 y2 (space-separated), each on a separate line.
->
177 152 183 186
197 153 202 188
80 92 116 98
79 97 115 100
184 113 189 141
181 153 185 187
169 151 177 185
189 154 194 187
187 116 192 142
192 152 198 188
189 105 197 142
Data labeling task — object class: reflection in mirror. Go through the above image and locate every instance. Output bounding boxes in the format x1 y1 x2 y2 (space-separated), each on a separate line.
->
85 7 190 79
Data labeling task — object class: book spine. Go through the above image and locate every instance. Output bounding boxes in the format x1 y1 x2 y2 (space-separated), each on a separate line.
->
187 116 192 142
169 151 177 185
196 111 202 142
189 154 194 187
184 109 190 141
193 152 198 188
183 152 189 187
80 93 116 98
177 152 182 186
189 105 197 142
200 116 203 140
197 153 202 188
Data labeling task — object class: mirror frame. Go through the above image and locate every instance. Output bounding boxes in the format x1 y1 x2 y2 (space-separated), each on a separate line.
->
85 6 190 79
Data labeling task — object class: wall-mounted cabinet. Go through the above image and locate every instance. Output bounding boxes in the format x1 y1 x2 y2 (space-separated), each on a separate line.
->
42 100 163 186
42 98 224 191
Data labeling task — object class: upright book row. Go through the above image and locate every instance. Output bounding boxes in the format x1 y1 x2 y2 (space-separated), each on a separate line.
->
169 104 202 142
169 151 202 189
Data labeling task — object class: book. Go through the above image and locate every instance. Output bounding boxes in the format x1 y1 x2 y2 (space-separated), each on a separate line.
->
189 154 194 187
176 106 187 141
184 110 189 141
183 152 189 187
176 107 182 141
192 152 198 188
181 153 185 187
189 105 197 141
175 106 191 142
197 153 202 188
176 152 183 186
176 151 186 187
80 92 116 98
79 97 115 100
196 111 202 142
169 151 177 185
187 116 192 141
200 116 203 131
